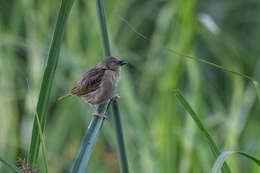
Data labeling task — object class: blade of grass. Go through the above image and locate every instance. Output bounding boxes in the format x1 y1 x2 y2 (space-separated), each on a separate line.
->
35 112 48 173
28 0 76 166
175 89 231 173
71 100 111 173
165 48 260 102
71 118 104 173
0 157 22 173
26 79 48 173
212 151 260 173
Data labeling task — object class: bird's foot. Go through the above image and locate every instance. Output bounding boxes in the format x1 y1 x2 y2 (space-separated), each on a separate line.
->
111 93 120 101
92 112 108 119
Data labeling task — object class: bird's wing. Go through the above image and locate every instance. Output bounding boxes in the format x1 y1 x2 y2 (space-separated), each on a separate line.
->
71 67 105 96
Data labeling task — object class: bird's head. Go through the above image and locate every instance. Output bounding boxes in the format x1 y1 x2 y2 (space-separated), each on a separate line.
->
98 56 127 71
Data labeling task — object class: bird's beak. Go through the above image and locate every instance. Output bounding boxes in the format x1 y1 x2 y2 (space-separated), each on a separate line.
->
116 60 127 66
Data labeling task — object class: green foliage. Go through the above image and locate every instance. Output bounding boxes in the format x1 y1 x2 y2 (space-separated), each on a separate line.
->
0 0 260 172
0 157 22 173
28 0 77 166
71 101 108 173
175 89 231 173
212 151 260 173
35 112 48 173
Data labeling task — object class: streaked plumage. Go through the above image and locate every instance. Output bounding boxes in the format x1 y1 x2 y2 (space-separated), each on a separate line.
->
71 67 106 101
58 56 127 117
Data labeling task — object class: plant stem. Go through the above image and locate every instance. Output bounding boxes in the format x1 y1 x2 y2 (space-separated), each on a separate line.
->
71 101 111 173
175 90 231 173
112 101 130 173
96 0 111 56
28 0 76 166
71 0 129 172
96 0 130 172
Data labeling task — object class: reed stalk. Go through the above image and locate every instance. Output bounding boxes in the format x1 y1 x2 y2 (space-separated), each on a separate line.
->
28 0 76 166
71 0 129 172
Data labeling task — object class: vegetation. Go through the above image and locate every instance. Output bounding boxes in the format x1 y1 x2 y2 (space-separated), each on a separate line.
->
0 0 260 172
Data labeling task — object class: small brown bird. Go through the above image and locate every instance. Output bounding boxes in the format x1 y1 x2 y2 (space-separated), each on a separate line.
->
58 56 127 118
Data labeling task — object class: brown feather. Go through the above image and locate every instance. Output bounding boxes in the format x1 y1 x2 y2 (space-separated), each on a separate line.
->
58 56 126 105
71 67 105 96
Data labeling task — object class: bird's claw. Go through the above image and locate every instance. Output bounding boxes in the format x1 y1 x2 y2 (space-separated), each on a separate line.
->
111 93 120 101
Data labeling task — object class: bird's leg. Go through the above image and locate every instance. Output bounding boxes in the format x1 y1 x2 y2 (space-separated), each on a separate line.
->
92 94 120 119
91 94 119 119
90 104 99 114
91 104 108 119
93 112 108 119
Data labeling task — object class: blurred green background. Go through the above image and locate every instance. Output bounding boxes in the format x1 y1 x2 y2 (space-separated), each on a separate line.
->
0 0 260 172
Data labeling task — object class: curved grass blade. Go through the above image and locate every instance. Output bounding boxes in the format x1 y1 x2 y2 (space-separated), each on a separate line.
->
71 100 111 173
175 89 231 173
119 16 260 101
0 157 22 173
71 117 105 173
28 0 77 166
166 48 260 102
212 151 260 173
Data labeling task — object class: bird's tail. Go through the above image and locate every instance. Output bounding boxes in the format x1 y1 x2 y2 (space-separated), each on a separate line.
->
57 93 72 101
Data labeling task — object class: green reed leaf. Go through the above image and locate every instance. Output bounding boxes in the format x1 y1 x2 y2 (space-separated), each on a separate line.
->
175 89 231 173
71 100 110 173
35 112 48 173
28 0 76 166
212 151 260 173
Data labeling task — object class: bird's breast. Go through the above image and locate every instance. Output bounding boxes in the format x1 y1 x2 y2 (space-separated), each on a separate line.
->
103 70 120 89
84 69 120 105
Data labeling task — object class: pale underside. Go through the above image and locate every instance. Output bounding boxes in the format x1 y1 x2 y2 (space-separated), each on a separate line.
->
84 69 120 104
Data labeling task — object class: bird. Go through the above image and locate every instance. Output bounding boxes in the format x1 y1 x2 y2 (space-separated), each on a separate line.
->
58 56 127 118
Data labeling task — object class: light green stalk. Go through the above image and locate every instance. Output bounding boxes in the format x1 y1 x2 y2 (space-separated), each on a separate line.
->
28 0 77 166
175 89 231 173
